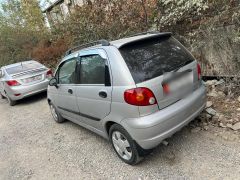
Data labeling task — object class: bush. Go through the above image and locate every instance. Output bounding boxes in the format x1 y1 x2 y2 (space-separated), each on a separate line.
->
32 38 69 68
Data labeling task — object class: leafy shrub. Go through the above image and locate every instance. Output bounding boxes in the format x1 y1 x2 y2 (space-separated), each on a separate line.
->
32 38 69 68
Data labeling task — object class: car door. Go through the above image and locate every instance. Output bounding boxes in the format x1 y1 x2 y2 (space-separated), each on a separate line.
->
75 49 112 130
54 57 80 120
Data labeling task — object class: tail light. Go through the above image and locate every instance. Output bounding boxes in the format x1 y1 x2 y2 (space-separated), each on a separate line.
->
6 80 21 86
197 63 201 80
124 87 157 106
46 69 53 79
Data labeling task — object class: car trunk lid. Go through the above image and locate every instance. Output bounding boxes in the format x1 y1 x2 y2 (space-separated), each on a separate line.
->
6 62 48 85
136 61 199 110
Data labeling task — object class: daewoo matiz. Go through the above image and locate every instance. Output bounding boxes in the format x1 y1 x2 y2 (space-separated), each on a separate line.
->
47 32 206 165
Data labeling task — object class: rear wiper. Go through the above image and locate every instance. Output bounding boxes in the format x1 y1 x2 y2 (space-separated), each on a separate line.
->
172 60 193 72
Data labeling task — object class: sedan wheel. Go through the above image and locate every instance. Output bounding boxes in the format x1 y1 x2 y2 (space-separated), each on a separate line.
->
0 93 4 99
6 95 16 106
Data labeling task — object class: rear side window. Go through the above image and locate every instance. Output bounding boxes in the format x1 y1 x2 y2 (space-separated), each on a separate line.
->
79 54 110 85
5 62 43 75
119 36 195 83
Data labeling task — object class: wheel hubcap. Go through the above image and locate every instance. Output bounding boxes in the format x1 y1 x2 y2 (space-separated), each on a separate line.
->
112 131 132 160
50 105 58 121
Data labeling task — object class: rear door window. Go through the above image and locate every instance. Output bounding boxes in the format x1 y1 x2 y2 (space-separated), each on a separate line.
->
119 36 195 83
79 54 110 86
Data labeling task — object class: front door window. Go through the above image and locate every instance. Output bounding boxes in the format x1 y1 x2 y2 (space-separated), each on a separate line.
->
58 59 77 84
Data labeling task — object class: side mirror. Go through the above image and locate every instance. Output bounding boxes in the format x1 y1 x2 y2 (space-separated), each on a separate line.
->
49 78 58 88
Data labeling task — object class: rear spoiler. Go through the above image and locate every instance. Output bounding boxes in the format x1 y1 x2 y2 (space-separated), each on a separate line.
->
11 67 47 78
118 32 172 49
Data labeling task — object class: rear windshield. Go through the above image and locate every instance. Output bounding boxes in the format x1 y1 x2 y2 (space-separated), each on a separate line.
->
120 36 195 83
6 62 42 75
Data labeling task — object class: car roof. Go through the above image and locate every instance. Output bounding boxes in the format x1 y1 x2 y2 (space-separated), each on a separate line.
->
63 32 172 60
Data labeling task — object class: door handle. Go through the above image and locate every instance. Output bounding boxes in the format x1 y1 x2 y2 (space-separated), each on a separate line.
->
99 91 107 98
68 89 73 94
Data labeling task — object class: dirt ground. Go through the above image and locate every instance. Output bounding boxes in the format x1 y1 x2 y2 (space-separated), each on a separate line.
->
0 93 240 180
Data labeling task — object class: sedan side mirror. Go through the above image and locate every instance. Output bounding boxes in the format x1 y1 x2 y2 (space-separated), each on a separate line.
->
49 78 58 88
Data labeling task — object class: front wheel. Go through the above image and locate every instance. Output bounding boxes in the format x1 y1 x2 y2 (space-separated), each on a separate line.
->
109 124 142 165
49 103 65 123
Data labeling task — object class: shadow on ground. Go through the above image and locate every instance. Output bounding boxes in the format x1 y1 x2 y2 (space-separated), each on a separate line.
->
0 92 47 106
16 92 47 105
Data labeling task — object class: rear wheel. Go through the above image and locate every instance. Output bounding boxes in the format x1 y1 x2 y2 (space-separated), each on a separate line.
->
49 103 65 123
6 95 16 106
109 124 142 165
0 93 5 99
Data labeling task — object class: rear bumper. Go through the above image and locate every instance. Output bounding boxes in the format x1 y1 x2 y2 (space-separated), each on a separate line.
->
6 79 49 100
121 84 206 150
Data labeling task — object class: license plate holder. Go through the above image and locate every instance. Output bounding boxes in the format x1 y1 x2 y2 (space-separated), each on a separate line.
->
162 70 193 96
23 74 42 83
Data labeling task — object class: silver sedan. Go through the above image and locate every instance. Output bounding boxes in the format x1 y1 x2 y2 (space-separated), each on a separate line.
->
0 60 52 106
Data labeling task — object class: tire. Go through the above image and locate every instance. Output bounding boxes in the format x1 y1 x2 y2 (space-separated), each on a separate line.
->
109 124 143 165
6 95 16 106
49 102 65 123
0 93 5 99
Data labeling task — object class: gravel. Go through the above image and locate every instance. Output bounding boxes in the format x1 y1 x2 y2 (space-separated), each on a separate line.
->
0 93 240 180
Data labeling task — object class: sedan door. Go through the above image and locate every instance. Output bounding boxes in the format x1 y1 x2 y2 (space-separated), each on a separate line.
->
75 49 112 130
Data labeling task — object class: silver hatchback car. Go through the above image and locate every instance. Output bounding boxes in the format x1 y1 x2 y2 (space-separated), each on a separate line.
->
0 60 52 106
48 32 206 165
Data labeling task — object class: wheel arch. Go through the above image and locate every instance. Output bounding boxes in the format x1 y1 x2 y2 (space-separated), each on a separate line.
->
105 121 116 136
